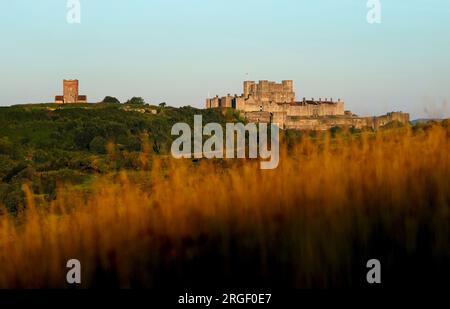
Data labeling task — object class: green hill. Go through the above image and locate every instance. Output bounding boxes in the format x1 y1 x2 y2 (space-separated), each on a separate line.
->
0 103 241 212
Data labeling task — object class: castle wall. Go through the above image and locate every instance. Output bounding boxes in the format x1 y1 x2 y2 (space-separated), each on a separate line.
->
239 100 345 118
243 111 409 131
205 80 409 131
284 116 372 130
271 112 286 126
206 96 220 108
77 95 87 103
233 97 246 110
244 111 272 123
55 96 64 104
286 102 344 117
372 112 410 130
284 113 409 131
220 95 233 108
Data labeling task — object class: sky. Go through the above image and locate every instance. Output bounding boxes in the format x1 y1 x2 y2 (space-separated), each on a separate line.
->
0 0 449 119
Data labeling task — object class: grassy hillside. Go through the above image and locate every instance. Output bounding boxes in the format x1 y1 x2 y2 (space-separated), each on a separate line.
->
0 103 242 212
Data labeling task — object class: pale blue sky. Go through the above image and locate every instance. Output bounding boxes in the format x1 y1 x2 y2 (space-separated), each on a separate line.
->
1 0 449 118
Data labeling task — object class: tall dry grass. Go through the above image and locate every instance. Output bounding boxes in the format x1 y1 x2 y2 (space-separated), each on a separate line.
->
0 124 449 288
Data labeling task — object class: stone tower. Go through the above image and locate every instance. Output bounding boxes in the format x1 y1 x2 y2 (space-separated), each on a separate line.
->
63 80 79 103
242 80 295 103
55 79 87 103
243 81 256 97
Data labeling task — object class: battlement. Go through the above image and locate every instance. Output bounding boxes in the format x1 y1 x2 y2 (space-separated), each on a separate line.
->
206 80 344 120
243 80 295 103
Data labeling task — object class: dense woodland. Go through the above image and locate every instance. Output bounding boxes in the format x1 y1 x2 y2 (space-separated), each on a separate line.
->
0 102 243 212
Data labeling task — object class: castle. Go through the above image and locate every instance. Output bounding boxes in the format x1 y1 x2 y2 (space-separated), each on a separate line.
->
206 80 409 130
55 80 87 103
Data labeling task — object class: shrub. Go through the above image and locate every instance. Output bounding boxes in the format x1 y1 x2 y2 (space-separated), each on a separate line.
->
89 136 107 154
102 96 121 104
126 97 145 105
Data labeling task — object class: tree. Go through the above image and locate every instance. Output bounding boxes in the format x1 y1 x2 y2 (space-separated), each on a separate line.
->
102 96 120 104
89 136 107 154
126 97 145 105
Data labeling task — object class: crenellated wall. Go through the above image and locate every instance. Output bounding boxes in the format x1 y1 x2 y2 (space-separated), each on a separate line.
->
206 80 343 117
284 113 410 130
205 80 409 130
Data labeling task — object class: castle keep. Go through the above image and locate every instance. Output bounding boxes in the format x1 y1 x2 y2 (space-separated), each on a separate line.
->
206 80 409 130
55 80 87 103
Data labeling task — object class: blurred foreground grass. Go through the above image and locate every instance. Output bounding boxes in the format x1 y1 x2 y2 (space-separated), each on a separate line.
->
0 123 449 288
